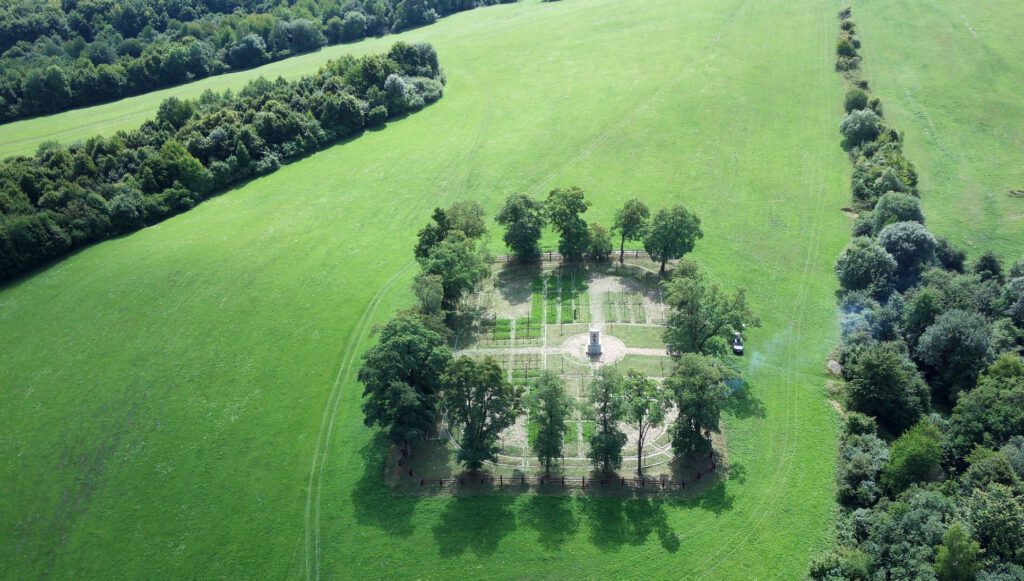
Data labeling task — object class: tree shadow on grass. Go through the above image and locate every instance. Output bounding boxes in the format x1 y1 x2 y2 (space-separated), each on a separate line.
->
350 435 421 537
576 496 679 553
520 494 580 550
432 494 517 558
725 378 766 420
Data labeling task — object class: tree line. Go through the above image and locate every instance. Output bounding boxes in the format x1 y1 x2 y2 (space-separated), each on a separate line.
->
0 41 444 283
360 194 760 477
0 0 514 121
810 9 1024 580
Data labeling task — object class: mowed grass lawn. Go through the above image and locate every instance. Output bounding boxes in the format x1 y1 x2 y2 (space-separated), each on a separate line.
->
0 0 851 577
855 0 1024 260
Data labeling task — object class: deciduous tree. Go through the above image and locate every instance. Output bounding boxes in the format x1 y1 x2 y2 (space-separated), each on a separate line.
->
662 260 761 354
612 198 649 263
443 356 523 471
665 353 734 456
621 369 670 477
495 193 546 260
527 371 572 475
586 367 626 473
545 186 590 261
643 205 702 274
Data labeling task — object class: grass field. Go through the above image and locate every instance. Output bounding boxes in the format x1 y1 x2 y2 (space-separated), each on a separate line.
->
854 0 1024 261
0 0 853 577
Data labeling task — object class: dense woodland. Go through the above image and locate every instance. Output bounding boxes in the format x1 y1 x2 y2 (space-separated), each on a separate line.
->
810 9 1024 580
0 41 444 282
0 0 512 121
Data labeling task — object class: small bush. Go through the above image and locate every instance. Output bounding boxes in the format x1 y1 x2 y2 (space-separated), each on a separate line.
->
836 37 858 58
868 96 883 116
366 105 388 127
836 56 862 72
840 109 882 146
844 88 869 113
840 19 856 32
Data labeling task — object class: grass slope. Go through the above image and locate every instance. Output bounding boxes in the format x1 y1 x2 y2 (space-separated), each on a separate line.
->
855 0 1024 260
0 0 849 577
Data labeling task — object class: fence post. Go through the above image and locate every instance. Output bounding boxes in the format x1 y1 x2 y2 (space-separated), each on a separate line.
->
500 475 503 486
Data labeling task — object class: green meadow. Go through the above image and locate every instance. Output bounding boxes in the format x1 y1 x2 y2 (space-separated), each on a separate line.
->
0 0 862 576
855 0 1024 260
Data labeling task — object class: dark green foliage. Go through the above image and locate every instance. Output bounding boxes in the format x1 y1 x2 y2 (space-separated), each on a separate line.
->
0 0 504 120
0 43 445 282
844 88 869 113
662 259 761 355
881 420 943 494
836 433 889 508
443 356 523 471
959 448 1020 494
358 311 452 446
945 372 1024 466
416 231 489 310
612 198 649 262
527 372 572 474
915 309 991 401
973 251 1005 284
877 221 938 289
872 191 924 233
937 237 968 272
587 222 613 261
835 237 897 297
643 205 703 274
845 412 878 437
545 186 591 261
621 369 669 476
414 201 487 259
840 109 882 146
665 354 734 457
1004 277 1024 326
859 488 959 578
808 546 870 580
495 193 547 260
843 341 929 434
837 36 858 58
586 367 627 473
850 142 918 208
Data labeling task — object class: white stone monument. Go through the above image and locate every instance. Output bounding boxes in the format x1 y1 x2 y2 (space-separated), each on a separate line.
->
587 327 602 357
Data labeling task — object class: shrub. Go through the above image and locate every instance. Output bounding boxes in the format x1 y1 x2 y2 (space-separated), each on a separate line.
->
841 109 882 146
915 309 992 401
837 36 858 58
835 237 897 297
936 237 967 272
844 88 869 113
872 191 924 233
366 105 388 127
877 221 937 288
837 433 889 508
881 419 943 494
972 250 1004 283
845 341 930 433
868 96 884 116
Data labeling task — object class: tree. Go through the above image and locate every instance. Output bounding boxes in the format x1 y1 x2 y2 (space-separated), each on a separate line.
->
358 312 452 446
621 369 670 476
545 186 590 261
643 205 703 274
442 356 523 471
413 272 444 315
840 109 882 146
495 193 546 260
415 207 449 259
915 309 991 401
527 372 572 475
964 483 1024 564
972 250 1004 284
881 419 943 494
586 367 627 473
587 222 613 261
945 373 1024 466
844 87 869 113
665 353 734 456
662 260 761 354
836 433 889 508
934 522 980 581
835 237 898 298
872 191 924 233
844 341 929 434
417 231 489 310
936 237 968 273
877 221 938 289
612 198 649 263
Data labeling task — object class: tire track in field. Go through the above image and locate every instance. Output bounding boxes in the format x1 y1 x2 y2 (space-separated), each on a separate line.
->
304 56 495 581
304 260 415 580
690 1 838 574
525 0 753 197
